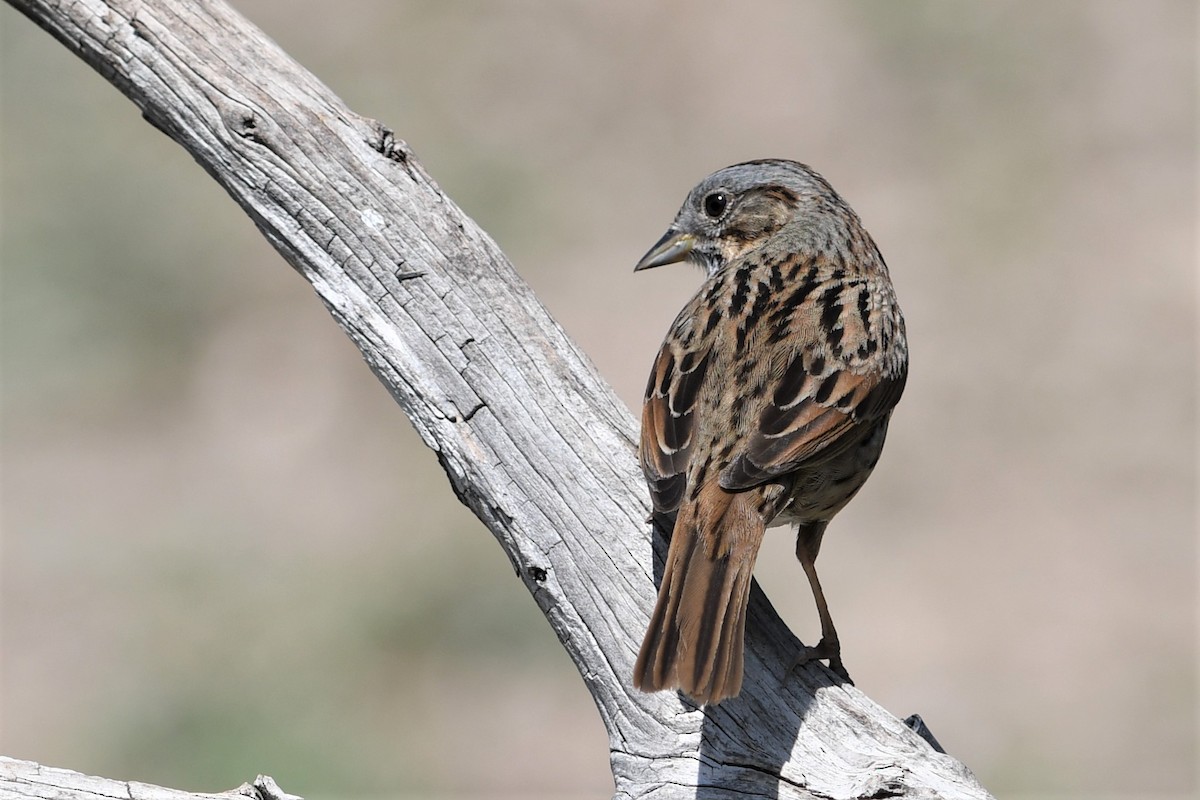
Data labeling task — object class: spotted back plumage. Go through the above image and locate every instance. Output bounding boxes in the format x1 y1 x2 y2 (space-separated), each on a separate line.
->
633 160 907 704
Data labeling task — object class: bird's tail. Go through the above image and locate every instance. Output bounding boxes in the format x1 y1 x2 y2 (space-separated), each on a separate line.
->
633 483 766 704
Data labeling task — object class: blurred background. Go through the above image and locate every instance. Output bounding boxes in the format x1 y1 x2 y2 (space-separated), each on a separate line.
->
1 1 1195 797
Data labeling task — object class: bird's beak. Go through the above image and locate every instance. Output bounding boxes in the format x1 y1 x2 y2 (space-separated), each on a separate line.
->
634 230 695 272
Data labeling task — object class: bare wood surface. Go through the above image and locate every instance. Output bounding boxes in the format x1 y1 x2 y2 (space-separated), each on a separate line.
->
3 1 993 797
0 757 297 800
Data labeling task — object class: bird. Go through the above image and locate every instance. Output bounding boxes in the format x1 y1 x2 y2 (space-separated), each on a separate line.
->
632 159 908 705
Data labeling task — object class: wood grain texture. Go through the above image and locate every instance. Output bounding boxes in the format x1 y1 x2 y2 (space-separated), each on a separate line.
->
0 758 297 800
2 1 993 797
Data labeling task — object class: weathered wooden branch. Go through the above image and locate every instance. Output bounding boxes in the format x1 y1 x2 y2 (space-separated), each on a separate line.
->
3 1 992 798
0 759 299 800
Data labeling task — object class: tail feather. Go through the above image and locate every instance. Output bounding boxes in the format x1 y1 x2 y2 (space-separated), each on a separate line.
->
634 484 765 704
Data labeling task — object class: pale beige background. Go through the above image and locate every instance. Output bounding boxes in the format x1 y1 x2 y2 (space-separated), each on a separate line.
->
1 2 1195 798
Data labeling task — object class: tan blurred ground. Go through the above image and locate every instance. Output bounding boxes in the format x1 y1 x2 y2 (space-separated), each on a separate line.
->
1 2 1196 797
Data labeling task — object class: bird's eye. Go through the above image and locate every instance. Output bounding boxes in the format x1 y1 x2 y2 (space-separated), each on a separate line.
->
702 191 728 218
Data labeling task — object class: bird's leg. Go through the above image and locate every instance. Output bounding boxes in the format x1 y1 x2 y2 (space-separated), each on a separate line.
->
791 521 853 684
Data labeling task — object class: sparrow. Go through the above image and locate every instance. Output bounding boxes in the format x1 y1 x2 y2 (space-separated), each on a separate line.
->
632 159 907 704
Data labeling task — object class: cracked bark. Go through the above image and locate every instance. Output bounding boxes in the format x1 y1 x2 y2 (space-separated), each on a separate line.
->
2 1 994 798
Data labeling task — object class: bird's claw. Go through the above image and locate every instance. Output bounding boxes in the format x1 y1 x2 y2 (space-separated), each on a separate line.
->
790 638 854 685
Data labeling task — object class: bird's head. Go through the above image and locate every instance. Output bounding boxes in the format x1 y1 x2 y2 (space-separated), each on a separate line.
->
634 159 849 278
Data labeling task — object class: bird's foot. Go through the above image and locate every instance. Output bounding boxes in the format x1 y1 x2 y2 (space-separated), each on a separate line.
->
790 638 853 685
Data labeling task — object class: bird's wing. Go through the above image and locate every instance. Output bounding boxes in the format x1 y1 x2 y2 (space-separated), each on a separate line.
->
639 311 714 514
719 361 905 490
718 263 907 491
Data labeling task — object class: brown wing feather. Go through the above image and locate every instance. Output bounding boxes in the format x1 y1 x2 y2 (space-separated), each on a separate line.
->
718 276 907 492
639 324 714 514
